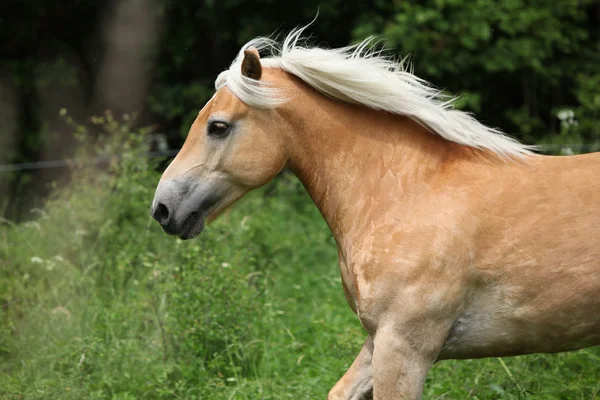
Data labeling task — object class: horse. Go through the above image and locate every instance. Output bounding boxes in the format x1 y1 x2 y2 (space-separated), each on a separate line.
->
151 28 600 399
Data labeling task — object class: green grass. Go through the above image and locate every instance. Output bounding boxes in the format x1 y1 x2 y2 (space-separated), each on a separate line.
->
1 134 599 399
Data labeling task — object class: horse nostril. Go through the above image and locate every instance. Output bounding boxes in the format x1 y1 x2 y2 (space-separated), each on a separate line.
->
153 202 170 225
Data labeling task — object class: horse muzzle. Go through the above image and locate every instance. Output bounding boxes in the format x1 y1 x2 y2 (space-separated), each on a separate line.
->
151 179 220 240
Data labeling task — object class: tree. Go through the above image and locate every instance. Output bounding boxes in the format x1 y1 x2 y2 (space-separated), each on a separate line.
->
353 0 600 148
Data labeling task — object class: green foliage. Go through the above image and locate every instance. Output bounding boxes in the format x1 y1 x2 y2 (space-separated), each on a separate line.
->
0 118 354 399
1 119 600 399
353 0 600 146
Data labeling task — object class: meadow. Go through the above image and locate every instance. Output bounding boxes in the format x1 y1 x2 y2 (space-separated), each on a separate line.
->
1 125 599 399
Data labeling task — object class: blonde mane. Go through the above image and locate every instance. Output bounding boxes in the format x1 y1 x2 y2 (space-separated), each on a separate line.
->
215 26 535 158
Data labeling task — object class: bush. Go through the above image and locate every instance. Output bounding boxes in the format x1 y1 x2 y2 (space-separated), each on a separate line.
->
0 114 354 399
0 114 272 398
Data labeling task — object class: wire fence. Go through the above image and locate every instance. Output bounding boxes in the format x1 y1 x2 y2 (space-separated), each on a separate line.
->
0 150 179 173
0 144 598 173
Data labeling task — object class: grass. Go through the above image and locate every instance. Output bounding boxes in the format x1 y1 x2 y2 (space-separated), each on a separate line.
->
0 129 599 399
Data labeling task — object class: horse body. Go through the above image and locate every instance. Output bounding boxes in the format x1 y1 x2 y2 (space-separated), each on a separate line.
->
440 153 600 359
282 70 600 361
151 32 600 399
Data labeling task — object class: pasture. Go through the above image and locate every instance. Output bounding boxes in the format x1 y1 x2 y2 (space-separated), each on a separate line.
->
0 129 598 399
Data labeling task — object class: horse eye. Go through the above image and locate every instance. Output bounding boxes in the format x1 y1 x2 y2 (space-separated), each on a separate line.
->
207 121 230 138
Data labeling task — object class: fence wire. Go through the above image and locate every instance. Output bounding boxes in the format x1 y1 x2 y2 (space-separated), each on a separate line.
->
0 150 179 173
0 144 598 173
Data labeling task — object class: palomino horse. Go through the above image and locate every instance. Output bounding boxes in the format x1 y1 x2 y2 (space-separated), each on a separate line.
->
151 28 600 399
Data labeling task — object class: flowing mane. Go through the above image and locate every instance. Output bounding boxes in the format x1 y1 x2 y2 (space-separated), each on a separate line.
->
215 27 535 158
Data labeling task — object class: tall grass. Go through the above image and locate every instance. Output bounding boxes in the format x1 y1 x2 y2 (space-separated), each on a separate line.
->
1 118 598 399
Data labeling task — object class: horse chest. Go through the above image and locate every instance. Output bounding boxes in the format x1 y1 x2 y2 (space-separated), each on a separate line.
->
338 253 360 314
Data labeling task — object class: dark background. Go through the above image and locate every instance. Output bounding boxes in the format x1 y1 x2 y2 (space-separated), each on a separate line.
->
1 0 599 218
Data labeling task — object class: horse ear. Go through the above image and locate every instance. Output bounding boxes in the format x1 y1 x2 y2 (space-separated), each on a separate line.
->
241 48 262 80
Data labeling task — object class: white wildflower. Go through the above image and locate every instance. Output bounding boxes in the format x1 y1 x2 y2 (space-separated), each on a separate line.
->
561 147 575 156
75 228 88 237
557 109 577 128
51 306 71 318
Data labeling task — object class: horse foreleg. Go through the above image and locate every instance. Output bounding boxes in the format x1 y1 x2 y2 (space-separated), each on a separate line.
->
328 336 374 400
371 323 448 400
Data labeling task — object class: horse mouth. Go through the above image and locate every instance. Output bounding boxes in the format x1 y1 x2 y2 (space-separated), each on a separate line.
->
177 195 221 240
177 211 206 240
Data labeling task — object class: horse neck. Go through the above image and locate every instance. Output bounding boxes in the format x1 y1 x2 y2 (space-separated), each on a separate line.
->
279 80 464 252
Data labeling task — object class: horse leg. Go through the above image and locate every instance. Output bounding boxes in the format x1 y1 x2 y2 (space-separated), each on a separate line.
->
328 336 374 400
370 323 448 400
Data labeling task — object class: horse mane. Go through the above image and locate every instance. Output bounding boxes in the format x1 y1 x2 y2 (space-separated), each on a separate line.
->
215 26 535 158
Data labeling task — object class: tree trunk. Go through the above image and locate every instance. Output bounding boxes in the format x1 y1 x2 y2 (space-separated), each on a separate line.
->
92 0 164 118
